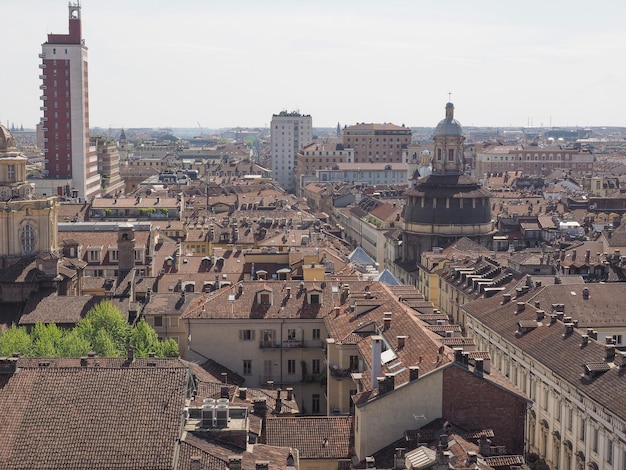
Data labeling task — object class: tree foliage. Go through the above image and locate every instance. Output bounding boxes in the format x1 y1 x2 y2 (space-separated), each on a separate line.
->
0 300 179 358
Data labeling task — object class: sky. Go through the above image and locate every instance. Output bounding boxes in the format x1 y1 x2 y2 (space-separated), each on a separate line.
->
2 0 626 130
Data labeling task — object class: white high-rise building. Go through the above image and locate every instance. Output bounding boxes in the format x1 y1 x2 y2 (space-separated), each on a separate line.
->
39 2 100 201
270 111 312 193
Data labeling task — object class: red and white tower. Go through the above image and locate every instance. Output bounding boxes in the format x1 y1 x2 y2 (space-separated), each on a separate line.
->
39 2 100 201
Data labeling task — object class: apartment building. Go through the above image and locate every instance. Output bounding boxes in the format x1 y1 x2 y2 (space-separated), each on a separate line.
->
271 111 313 193
341 123 411 163
474 145 594 178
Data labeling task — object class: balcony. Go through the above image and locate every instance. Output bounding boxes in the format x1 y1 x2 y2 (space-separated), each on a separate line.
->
329 365 359 379
40 95 47 101
39 64 46 69
39 74 47 80
40 106 47 111
259 339 324 349
38 53 45 59
39 85 47 90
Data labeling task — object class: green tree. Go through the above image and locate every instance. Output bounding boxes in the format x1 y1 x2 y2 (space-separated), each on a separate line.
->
129 319 159 357
0 300 179 358
0 324 31 356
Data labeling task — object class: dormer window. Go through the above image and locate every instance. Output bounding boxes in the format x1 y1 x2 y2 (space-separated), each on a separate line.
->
307 288 322 305
257 288 273 306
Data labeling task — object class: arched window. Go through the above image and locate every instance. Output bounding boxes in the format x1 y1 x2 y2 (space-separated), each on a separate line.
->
21 223 35 254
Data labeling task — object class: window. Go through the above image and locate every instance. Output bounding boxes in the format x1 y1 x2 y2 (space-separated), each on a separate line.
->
287 359 296 374
613 334 623 345
607 439 613 464
312 359 320 374
239 329 255 341
312 328 320 340
556 399 561 422
349 355 359 371
543 388 549 410
568 407 573 431
287 329 296 340
153 316 163 327
7 164 15 181
312 394 320 414
448 149 454 161
243 360 252 376
21 224 35 254
580 418 586 442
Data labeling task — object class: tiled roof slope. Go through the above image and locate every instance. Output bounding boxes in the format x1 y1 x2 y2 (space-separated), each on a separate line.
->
463 289 626 419
265 416 353 459
0 357 190 470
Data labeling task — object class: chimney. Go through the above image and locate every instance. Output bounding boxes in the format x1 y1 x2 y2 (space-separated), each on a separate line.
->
475 358 484 376
479 436 491 456
221 372 228 384
549 314 557 325
394 448 406 470
255 462 269 470
581 335 589 346
564 323 574 336
385 372 395 391
238 388 247 400
606 344 616 362
516 302 525 313
127 345 135 363
0 357 19 375
502 293 511 304
371 336 383 389
397 335 407 349
383 314 392 330
275 397 282 414
365 456 376 468
253 398 267 417
582 287 590 300
454 347 464 363
572 250 577 261
377 376 387 393
614 350 626 368
228 456 242 470
440 434 449 450
286 387 293 401
536 310 545 321
409 366 419 382
534 301 540 309
586 249 591 262
190 456 202 470
221 386 229 399
466 451 478 465
267 380 274 390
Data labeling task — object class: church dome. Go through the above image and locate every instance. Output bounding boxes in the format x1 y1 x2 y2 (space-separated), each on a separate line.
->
434 103 463 137
0 124 17 152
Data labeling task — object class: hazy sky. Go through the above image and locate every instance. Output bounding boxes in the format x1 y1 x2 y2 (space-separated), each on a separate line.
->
2 0 626 130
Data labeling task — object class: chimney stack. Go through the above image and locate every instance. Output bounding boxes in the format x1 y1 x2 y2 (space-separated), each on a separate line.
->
228 456 242 470
581 335 589 346
502 293 511 304
190 456 202 470
475 358 484 376
127 346 135 363
409 366 419 382
286 387 293 401
255 462 269 470
253 398 267 417
383 312 392 330
239 388 247 400
220 386 229 399
365 456 376 468
516 302 525 313
454 347 464 363
371 336 383 389
221 372 228 384
606 344 616 362
397 335 407 349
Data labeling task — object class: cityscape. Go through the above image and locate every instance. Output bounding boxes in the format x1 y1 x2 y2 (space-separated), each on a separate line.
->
2 2 626 470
